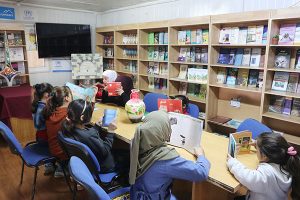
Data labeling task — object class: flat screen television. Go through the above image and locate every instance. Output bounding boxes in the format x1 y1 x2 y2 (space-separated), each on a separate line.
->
36 23 91 58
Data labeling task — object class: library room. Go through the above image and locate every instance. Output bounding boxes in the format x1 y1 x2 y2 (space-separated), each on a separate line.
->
0 0 299 200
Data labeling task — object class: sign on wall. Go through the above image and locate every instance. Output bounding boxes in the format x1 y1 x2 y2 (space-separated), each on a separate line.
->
0 7 15 20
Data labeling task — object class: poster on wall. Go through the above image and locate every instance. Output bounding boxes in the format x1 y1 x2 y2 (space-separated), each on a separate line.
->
71 53 103 80
52 59 72 72
25 24 37 51
0 7 15 20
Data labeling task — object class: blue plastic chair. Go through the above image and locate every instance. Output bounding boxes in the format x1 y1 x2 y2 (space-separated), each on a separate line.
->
187 103 200 119
237 118 272 139
0 121 56 200
143 92 168 112
69 156 130 200
57 133 120 198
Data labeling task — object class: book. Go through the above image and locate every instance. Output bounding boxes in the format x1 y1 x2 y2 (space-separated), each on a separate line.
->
147 62 154 74
271 71 290 91
148 47 154 60
242 48 251 66
262 25 268 44
102 109 117 127
158 47 165 61
191 29 197 44
237 68 249 86
219 27 231 44
158 99 183 113
238 27 248 44
148 77 155 89
153 47 159 60
168 112 203 153
295 49 300 69
186 30 191 44
259 49 266 68
291 98 300 117
234 48 244 66
190 47 196 62
196 29 203 44
287 73 299 93
230 27 239 44
154 32 159 44
216 68 227 84
153 62 160 75
282 97 293 115
228 131 252 158
148 32 154 44
202 29 209 44
209 116 231 124
255 25 264 44
269 96 284 114
195 47 201 62
250 48 261 67
248 69 259 88
177 65 188 79
258 71 264 88
178 47 187 61
187 68 208 84
179 82 188 95
226 68 238 85
274 49 291 68
218 48 230 64
65 82 97 101
294 23 300 45
106 82 122 96
246 26 257 44
164 32 168 44
225 119 242 129
178 31 186 45
200 48 208 63
9 47 24 61
159 63 168 76
159 32 164 44
186 48 191 62
278 24 296 45
228 48 236 65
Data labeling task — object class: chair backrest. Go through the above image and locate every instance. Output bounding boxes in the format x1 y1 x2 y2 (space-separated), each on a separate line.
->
187 103 199 119
237 118 272 139
58 132 102 184
143 93 168 112
69 156 110 200
0 121 23 155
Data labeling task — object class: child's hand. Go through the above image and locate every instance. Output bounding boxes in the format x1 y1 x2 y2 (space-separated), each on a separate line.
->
107 120 117 132
116 86 124 96
194 147 205 157
95 119 102 127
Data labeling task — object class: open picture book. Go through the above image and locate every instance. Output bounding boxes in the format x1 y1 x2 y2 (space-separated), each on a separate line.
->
168 112 203 153
66 82 97 101
228 131 252 158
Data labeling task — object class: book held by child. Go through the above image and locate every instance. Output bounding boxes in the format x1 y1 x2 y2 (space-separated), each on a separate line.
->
228 131 252 158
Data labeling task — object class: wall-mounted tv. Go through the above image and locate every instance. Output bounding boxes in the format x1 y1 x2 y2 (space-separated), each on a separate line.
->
36 23 91 58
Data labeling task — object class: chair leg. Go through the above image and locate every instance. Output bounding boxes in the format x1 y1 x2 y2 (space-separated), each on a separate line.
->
61 163 73 193
20 160 25 185
73 182 77 200
31 167 38 200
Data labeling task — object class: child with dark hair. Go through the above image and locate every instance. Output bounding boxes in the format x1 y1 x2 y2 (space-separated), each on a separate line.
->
44 86 73 177
171 95 189 114
227 132 300 200
31 82 54 174
62 99 117 173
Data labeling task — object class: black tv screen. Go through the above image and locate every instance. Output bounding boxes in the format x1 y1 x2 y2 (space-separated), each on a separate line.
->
36 23 91 58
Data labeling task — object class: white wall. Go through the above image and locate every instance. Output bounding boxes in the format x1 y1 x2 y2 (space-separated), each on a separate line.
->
0 3 97 86
97 0 300 27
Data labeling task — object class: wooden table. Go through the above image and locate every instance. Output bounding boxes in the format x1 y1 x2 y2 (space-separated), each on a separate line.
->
92 103 258 200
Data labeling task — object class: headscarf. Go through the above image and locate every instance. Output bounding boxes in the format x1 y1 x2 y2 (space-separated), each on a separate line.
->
129 110 179 185
115 76 134 94
102 70 117 82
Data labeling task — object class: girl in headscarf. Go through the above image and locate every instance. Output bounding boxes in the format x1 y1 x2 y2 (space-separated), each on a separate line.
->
129 110 210 199
101 70 134 107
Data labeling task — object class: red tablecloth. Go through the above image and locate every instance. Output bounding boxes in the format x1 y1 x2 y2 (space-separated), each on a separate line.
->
0 84 32 127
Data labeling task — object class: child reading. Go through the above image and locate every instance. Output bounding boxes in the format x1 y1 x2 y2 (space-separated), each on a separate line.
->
227 132 300 200
129 110 210 199
170 95 189 114
31 82 54 174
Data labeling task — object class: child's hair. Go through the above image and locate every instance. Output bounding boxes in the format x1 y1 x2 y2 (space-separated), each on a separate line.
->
31 83 53 113
62 99 93 132
257 132 300 199
171 95 189 109
43 86 72 119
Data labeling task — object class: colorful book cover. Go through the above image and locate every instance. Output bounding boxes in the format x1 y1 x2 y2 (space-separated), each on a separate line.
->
246 26 257 44
238 27 248 44
196 29 203 44
218 48 230 64
154 32 159 44
158 47 165 61
237 68 249 86
255 25 264 44
107 82 121 96
269 95 284 114
200 48 208 63
158 99 183 113
148 77 155 89
65 82 97 101
234 48 244 66
274 48 291 69
191 29 197 44
153 47 159 61
179 82 188 95
178 47 187 61
291 98 300 117
242 48 251 66
228 131 252 158
278 23 296 45
178 31 186 45
159 32 164 44
102 109 117 127
153 62 160 75
216 68 227 84
202 29 209 44
164 32 168 44
164 48 168 61
295 49 300 69
147 62 154 74
262 25 268 44
287 73 299 93
258 71 264 88
230 27 239 44
248 69 259 88
186 47 191 62
219 27 231 44
250 48 261 67
186 30 191 44
190 47 196 62
226 68 238 85
226 119 242 129
282 97 293 115
228 48 237 65
294 23 300 45
188 68 208 84
271 71 290 91
259 49 266 68
195 47 201 62
148 32 154 44
148 46 154 60
159 63 168 76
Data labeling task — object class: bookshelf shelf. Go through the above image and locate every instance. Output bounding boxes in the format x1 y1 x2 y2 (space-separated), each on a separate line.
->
263 112 300 125
116 44 138 46
211 64 265 70
8 45 26 47
209 83 262 93
116 57 138 61
140 87 168 94
207 119 237 130
211 44 267 47
115 70 137 75
139 44 168 46
139 59 168 63
103 56 114 59
270 44 300 48
169 77 207 85
187 95 206 104
170 44 208 47
170 61 208 66
96 44 114 46
267 68 300 73
264 90 300 99
140 74 168 79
